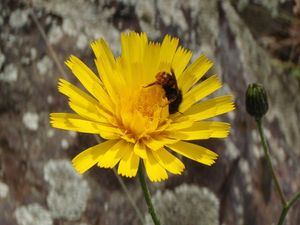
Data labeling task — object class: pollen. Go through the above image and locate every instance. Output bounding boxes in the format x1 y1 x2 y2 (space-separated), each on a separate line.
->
116 85 169 139
137 85 168 118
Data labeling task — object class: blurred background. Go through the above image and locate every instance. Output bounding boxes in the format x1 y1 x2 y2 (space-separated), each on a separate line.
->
1 0 300 225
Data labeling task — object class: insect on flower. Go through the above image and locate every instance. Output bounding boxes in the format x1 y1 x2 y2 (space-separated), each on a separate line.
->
145 69 182 114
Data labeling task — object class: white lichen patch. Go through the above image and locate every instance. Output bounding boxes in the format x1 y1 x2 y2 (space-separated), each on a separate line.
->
76 34 88 50
37 56 53 75
47 95 53 104
47 129 55 138
21 56 31 65
14 203 53 225
61 139 69 149
135 0 155 25
157 0 188 31
44 159 90 221
48 24 63 44
9 9 29 29
62 18 77 36
0 64 18 82
145 184 219 225
32 0 120 56
135 0 160 39
239 159 253 194
233 186 244 225
68 131 77 138
251 130 263 158
30 48 37 61
0 181 9 198
22 112 39 131
225 140 240 160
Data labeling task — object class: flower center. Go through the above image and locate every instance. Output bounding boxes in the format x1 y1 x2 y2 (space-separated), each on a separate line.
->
116 85 169 140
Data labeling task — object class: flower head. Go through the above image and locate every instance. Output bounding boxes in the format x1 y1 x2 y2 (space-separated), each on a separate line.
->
50 32 235 182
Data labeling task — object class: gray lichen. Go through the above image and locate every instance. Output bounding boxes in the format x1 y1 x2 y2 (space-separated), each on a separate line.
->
37 56 53 76
0 64 18 82
48 24 64 44
239 159 253 194
0 181 9 198
221 0 271 82
9 9 29 29
22 112 39 131
44 159 90 221
237 0 288 16
14 203 53 225
32 0 119 53
145 184 220 225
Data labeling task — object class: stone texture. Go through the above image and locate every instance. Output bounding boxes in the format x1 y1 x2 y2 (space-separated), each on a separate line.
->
0 181 9 198
14 203 53 225
145 184 219 225
44 159 90 220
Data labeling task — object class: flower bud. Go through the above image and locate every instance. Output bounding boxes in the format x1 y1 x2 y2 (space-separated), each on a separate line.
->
246 83 269 119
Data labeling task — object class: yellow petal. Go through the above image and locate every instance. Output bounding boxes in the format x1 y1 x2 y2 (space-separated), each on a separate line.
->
58 78 113 122
168 121 230 140
72 140 118 174
134 141 147 159
186 121 230 138
65 55 113 111
171 46 192 77
180 75 222 112
97 140 131 168
91 38 115 65
182 95 235 121
50 113 120 139
143 42 161 84
166 141 218 166
92 39 124 103
118 149 140 178
159 35 179 66
58 78 109 122
58 78 97 107
167 129 212 140
120 32 148 87
68 102 111 123
152 148 185 174
143 150 168 182
143 136 178 151
178 55 213 94
165 117 194 131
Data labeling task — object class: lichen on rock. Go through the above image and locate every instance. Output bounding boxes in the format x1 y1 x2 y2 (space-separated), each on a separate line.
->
44 159 90 221
145 184 220 225
14 203 53 225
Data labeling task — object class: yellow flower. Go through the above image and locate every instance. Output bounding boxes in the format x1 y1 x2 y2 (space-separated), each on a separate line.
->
50 32 234 182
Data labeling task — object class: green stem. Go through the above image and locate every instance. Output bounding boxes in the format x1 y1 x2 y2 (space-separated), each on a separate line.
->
277 206 289 225
138 163 161 225
256 118 287 206
277 191 300 225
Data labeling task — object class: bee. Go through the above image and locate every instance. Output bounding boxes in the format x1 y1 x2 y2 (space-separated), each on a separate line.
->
145 69 182 114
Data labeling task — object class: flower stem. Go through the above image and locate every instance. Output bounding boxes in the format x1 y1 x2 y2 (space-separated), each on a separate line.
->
138 163 161 225
255 118 287 206
277 191 300 225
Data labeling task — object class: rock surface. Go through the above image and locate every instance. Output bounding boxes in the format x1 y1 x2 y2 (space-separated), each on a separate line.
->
145 184 220 225
0 0 300 225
